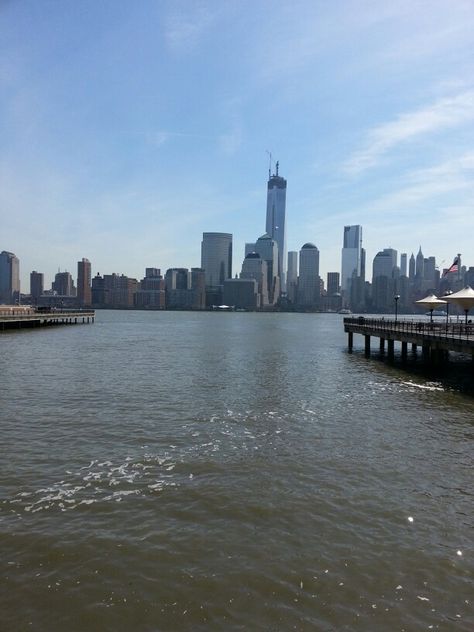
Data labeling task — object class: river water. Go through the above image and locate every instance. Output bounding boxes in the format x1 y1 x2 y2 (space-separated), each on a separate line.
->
1 311 473 631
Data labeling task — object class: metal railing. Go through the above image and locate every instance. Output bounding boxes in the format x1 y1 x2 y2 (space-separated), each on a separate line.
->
344 317 472 341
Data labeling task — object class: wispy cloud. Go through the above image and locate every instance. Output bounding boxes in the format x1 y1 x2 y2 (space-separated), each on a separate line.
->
164 4 217 55
344 90 474 175
361 152 474 221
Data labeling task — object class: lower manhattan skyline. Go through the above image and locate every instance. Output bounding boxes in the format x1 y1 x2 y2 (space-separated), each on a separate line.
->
1 2 473 289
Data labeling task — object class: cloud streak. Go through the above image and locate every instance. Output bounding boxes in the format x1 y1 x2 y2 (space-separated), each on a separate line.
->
363 151 474 218
344 90 474 175
164 4 217 55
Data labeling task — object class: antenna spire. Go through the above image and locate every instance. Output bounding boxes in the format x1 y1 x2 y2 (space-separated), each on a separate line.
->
266 150 272 178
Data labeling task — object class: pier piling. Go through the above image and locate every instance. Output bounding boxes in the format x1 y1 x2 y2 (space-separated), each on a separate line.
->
343 317 474 371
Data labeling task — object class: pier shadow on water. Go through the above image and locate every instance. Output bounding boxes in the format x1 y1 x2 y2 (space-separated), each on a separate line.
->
347 346 474 397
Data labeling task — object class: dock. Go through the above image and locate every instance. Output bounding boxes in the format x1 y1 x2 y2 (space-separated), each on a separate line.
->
0 308 95 331
344 317 474 365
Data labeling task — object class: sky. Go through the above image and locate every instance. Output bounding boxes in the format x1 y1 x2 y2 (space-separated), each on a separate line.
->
1 0 473 289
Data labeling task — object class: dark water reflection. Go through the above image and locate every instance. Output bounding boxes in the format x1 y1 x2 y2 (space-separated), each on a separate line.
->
1 311 473 631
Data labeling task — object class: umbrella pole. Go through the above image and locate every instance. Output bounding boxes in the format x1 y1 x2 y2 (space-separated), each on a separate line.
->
430 308 433 324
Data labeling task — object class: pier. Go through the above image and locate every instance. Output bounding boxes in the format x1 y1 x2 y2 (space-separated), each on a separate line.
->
344 317 474 365
0 307 95 331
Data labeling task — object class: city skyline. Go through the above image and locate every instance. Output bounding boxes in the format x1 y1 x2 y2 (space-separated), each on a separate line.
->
0 232 469 297
1 2 474 288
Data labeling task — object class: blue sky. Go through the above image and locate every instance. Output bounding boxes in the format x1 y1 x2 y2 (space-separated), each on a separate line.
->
1 0 473 289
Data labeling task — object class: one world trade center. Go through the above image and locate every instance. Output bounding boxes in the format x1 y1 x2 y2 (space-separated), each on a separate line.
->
265 161 287 292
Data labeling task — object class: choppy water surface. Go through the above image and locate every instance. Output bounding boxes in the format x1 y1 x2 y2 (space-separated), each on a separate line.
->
1 311 473 631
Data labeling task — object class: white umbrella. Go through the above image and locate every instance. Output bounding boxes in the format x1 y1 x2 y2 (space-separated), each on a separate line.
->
443 286 474 324
415 294 447 323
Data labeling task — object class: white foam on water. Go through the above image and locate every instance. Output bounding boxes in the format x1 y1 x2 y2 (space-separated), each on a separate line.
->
400 381 444 392
6 452 185 514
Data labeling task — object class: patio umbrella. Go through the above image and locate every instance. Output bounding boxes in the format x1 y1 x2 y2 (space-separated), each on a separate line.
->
442 286 474 324
415 294 447 323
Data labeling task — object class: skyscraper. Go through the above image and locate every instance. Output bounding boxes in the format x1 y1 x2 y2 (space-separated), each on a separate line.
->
266 162 287 291
52 271 75 296
400 253 407 277
241 252 269 306
245 243 256 256
341 225 362 297
201 233 232 290
372 248 397 281
190 268 206 310
416 246 424 279
424 256 436 285
77 258 92 306
287 251 298 303
327 272 340 296
254 233 279 305
30 271 44 304
0 251 20 304
372 248 398 311
297 243 320 307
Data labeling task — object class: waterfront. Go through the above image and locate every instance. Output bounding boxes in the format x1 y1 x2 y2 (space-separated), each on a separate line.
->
1 311 473 631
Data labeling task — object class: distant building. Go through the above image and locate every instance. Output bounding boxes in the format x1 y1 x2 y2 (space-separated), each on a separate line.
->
287 251 298 303
163 268 205 309
372 248 398 312
400 253 407 277
465 267 474 287
416 246 424 279
201 232 232 305
372 276 393 312
372 248 397 281
135 268 166 309
165 268 191 309
201 232 232 288
254 233 280 305
327 272 340 296
297 243 320 307
30 271 44 304
91 273 138 308
52 271 76 297
0 251 20 304
409 253 416 280
424 256 436 287
341 225 362 299
77 258 92 306
241 252 269 306
165 268 190 291
145 268 161 278
266 162 287 290
190 268 206 310
245 243 256 256
223 278 259 310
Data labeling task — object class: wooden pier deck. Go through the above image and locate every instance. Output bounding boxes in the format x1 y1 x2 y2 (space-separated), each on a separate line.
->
0 308 95 331
344 316 474 364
